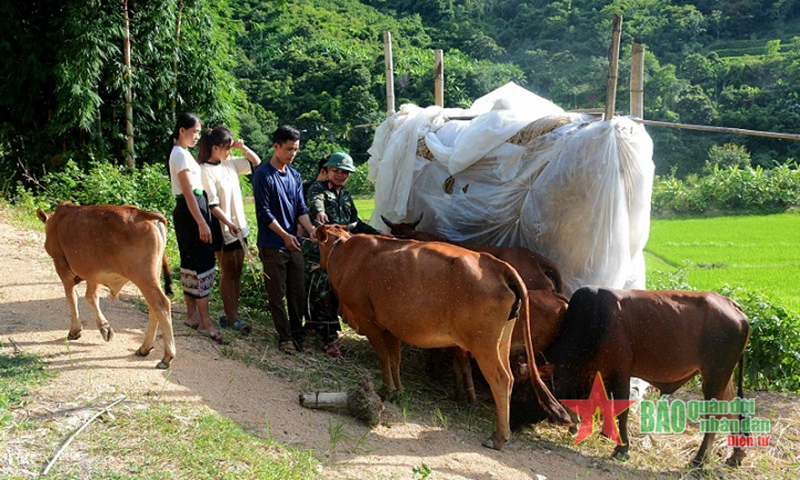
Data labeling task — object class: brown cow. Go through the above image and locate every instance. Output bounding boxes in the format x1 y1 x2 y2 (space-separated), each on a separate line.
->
511 287 750 468
314 224 571 449
37 202 175 369
381 214 563 293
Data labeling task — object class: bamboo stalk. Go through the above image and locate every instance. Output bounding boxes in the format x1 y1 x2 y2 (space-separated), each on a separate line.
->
604 14 623 121
42 396 127 475
435 49 444 107
630 43 645 118
173 0 184 118
384 31 395 117
634 118 800 141
123 0 134 167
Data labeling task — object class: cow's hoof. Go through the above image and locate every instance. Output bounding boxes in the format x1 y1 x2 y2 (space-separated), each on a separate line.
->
481 437 504 450
725 453 744 467
688 456 704 470
377 386 391 401
100 326 114 342
136 346 154 357
155 360 170 370
611 448 630 461
67 330 82 340
568 424 578 435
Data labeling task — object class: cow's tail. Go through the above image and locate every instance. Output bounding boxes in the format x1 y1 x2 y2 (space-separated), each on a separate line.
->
162 252 173 296
509 271 572 426
737 352 744 400
149 212 173 296
138 209 168 225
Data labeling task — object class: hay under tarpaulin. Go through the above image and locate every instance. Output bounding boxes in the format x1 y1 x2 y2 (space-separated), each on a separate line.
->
367 82 654 295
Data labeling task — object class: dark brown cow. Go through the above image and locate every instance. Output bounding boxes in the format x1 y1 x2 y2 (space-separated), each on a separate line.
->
381 214 563 293
512 287 750 468
314 224 571 449
37 202 175 369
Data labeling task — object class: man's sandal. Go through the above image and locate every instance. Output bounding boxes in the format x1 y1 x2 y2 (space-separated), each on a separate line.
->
279 341 295 355
324 341 342 359
219 316 251 334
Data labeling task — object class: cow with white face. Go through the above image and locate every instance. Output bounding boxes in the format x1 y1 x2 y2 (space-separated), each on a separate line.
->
37 202 175 369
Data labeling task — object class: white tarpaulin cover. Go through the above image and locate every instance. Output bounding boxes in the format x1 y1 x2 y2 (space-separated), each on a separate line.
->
367 82 654 295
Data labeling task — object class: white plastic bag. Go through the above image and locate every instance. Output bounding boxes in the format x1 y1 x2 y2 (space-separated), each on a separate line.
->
368 83 654 295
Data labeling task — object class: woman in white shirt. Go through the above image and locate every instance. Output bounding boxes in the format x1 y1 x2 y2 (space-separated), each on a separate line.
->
168 113 224 344
198 126 261 334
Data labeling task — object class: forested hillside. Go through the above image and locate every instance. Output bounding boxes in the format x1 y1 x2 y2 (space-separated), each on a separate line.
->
3 0 800 188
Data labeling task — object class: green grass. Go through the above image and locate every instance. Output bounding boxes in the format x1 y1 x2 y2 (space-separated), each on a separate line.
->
242 196 375 226
0 349 55 428
53 403 320 480
645 213 800 312
353 197 374 221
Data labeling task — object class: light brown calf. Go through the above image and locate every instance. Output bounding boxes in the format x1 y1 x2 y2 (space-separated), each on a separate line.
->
37 202 175 369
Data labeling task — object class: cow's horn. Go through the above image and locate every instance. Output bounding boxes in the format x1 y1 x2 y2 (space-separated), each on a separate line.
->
411 212 424 228
380 215 396 230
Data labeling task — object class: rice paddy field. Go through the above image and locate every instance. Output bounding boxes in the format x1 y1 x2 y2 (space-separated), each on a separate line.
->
252 195 799 312
645 213 800 312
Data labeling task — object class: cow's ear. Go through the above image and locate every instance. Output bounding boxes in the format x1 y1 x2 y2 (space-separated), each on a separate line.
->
315 226 327 243
36 209 49 224
538 364 555 379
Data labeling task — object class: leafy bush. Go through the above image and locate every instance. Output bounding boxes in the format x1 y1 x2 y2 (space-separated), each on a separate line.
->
703 143 752 174
717 285 800 392
347 162 375 197
18 160 175 216
652 162 800 216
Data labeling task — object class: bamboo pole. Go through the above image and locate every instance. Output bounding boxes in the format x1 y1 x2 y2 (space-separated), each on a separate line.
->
630 43 645 118
123 0 134 167
173 0 184 119
384 31 395 117
604 14 623 121
634 118 800 141
434 49 444 107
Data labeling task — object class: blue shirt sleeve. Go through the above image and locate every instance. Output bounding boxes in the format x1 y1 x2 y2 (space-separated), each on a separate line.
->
294 170 309 218
253 167 276 226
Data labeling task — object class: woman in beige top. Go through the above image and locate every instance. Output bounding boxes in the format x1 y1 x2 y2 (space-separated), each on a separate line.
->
198 126 261 333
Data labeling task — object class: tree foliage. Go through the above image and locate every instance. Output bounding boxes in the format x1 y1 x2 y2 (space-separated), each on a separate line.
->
0 0 242 189
6 0 800 189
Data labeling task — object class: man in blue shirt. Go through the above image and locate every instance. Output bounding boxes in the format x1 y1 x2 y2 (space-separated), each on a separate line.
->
253 125 316 353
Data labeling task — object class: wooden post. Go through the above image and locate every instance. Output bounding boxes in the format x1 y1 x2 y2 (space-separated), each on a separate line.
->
123 0 134 168
604 14 623 121
434 49 444 107
630 43 645 118
384 31 395 117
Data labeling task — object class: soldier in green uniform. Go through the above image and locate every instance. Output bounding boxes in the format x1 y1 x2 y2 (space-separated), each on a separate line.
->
303 152 381 358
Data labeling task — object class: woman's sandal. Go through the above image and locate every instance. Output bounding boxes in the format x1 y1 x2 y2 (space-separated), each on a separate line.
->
198 329 228 345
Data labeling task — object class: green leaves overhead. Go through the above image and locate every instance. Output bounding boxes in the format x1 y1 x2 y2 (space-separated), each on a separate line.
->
0 0 241 180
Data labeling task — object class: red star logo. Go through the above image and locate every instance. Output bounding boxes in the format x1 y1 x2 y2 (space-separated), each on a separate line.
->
560 372 636 446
